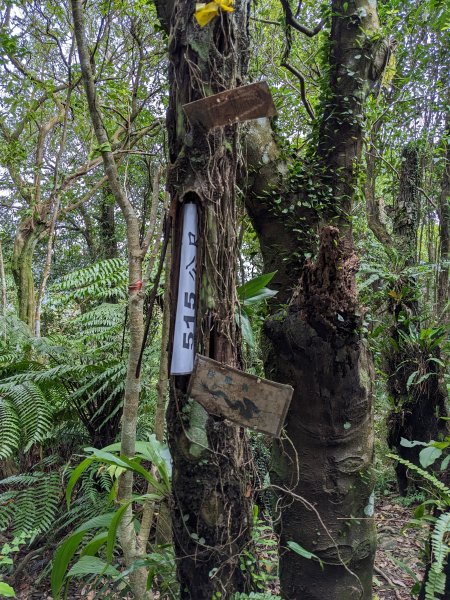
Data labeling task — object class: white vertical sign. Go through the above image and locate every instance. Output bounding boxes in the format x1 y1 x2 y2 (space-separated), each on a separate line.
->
171 203 198 375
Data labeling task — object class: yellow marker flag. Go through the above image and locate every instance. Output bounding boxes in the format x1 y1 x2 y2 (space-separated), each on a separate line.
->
195 0 234 27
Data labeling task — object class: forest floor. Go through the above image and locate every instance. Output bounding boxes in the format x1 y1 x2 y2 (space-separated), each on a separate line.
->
373 495 425 600
12 495 425 599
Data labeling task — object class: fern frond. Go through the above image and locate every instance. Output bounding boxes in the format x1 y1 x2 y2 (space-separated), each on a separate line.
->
425 512 450 600
8 383 54 452
52 259 127 303
0 397 20 458
387 454 450 502
0 471 61 537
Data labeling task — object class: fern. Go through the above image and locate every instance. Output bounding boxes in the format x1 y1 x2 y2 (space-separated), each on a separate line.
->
0 383 55 458
51 258 127 304
425 512 450 600
387 454 450 502
0 471 61 538
0 397 20 458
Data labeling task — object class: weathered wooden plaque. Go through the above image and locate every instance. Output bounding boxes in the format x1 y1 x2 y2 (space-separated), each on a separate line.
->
183 81 277 130
187 354 293 437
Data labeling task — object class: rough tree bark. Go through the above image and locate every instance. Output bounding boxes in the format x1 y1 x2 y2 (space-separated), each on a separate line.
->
244 2 390 598
159 1 253 597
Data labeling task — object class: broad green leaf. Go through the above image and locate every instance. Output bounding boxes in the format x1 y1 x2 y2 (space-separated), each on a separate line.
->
52 513 116 597
241 288 278 306
441 455 450 471
0 582 16 597
419 446 442 468
68 556 120 578
83 448 166 494
80 533 108 557
237 272 277 302
400 438 427 448
73 512 115 535
406 371 418 390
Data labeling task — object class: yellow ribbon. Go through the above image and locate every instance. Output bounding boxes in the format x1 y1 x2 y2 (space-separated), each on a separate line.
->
195 0 234 27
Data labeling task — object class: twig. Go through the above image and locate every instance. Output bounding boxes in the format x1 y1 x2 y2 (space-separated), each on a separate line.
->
374 565 402 600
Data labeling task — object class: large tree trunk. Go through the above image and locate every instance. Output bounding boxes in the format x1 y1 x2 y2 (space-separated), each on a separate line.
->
165 1 253 598
243 1 388 597
268 228 375 600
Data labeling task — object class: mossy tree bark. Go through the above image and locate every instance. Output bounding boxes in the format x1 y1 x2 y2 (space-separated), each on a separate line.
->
244 1 390 597
11 220 45 332
161 1 253 598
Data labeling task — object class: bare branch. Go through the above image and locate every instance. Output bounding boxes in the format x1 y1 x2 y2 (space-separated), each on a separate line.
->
279 0 325 38
281 61 315 120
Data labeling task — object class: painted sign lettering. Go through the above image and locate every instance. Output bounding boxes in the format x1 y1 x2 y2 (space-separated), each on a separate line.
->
171 203 198 375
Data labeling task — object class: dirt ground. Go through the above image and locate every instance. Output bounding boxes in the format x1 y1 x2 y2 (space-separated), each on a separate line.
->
374 496 425 600
13 496 425 599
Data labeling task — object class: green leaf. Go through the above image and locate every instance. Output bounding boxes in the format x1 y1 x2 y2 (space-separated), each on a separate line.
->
73 512 115 535
66 457 94 507
419 446 442 468
84 448 166 494
287 541 323 569
237 272 277 302
400 437 427 448
406 371 418 390
68 556 120 578
441 455 450 471
0 582 16 597
106 502 130 563
241 288 278 306
80 533 108 558
51 530 87 598
235 309 255 347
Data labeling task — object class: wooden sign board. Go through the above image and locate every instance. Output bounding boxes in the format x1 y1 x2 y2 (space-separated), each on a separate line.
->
187 355 293 437
183 81 277 130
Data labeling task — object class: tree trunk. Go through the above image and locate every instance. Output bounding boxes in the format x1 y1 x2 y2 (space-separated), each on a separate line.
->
386 146 448 494
243 2 388 597
11 220 45 331
99 187 118 259
165 1 253 598
0 240 7 317
437 102 449 320
71 1 154 596
268 228 375 600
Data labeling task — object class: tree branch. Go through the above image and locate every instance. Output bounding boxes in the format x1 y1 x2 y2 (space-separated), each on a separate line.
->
279 0 325 37
281 61 315 119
